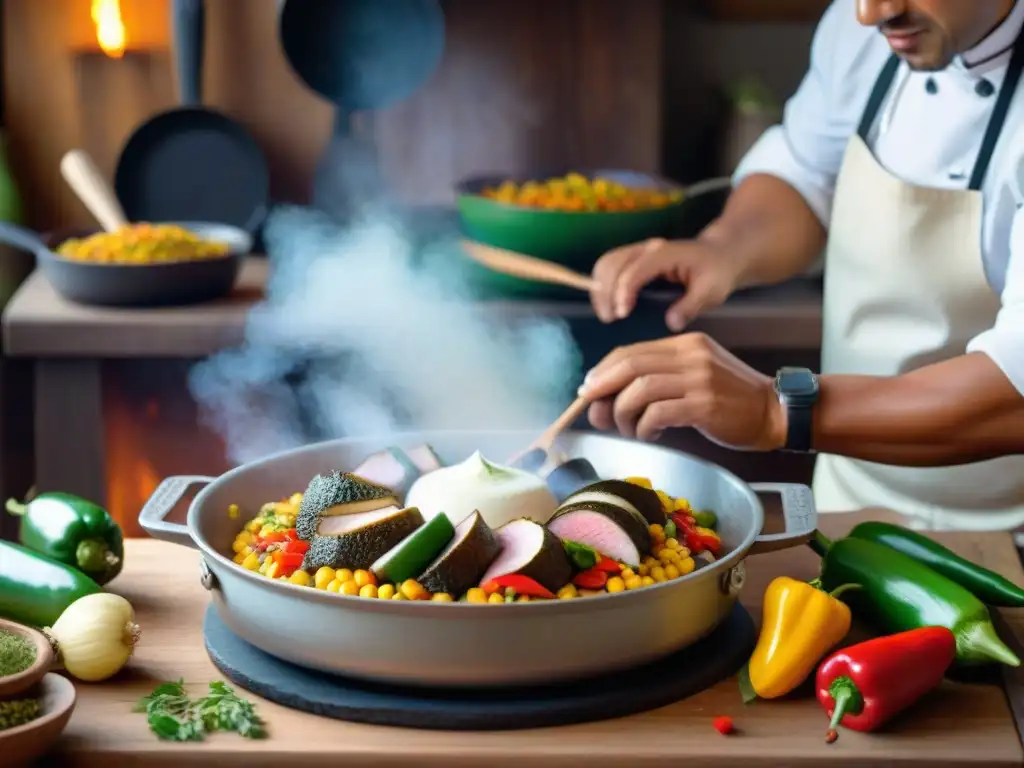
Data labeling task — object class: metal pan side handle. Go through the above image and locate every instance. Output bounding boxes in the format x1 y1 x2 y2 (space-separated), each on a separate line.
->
746 482 818 556
138 475 213 549
0 222 49 257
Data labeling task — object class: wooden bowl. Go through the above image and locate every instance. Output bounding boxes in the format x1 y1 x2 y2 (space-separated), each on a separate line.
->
0 619 54 699
0 673 76 767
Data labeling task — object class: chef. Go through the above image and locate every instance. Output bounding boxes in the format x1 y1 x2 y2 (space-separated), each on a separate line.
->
578 0 1024 533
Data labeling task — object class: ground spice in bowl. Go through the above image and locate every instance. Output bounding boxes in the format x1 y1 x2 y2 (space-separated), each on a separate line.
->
0 629 37 678
0 696 41 731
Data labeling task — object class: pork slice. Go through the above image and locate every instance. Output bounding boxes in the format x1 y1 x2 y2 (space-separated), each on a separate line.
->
547 510 641 568
318 505 402 536
479 519 544 583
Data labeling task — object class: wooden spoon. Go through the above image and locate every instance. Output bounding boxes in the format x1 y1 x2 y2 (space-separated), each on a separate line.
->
507 395 590 466
460 240 596 292
59 149 129 233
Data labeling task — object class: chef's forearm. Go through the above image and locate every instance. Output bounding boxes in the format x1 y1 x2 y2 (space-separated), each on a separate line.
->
811 353 1024 466
699 174 828 289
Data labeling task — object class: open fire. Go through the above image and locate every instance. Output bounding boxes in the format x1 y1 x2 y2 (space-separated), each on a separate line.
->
91 0 126 59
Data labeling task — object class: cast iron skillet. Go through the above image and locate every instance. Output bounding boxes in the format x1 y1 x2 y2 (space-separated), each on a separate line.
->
0 222 251 308
115 0 269 233
277 0 445 215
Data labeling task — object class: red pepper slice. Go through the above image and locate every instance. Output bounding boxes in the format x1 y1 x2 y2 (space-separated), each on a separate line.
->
272 550 305 570
816 626 956 743
281 539 310 555
712 716 735 735
284 528 299 541
671 513 695 532
594 556 622 574
259 531 288 544
572 567 609 590
480 573 555 599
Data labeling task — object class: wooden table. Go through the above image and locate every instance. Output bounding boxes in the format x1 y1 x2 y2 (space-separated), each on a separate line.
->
0 262 824 511
47 510 1024 767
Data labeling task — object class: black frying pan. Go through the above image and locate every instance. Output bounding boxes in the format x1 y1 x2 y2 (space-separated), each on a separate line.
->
277 0 445 216
115 0 269 233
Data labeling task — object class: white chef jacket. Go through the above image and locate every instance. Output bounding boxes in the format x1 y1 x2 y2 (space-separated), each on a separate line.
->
734 0 1024 396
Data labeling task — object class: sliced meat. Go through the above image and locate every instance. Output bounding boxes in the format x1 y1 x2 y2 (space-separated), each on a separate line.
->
479 518 573 592
547 500 652 568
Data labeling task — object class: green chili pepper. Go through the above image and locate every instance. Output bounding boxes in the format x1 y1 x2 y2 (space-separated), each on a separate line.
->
847 521 1024 608
562 540 599 570
6 491 124 585
692 510 717 530
0 540 102 628
812 532 1019 668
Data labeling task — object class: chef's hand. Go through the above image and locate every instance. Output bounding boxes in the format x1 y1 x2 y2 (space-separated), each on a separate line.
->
589 236 742 332
578 333 786 450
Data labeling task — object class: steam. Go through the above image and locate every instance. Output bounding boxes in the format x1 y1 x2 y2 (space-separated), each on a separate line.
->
188 205 582 464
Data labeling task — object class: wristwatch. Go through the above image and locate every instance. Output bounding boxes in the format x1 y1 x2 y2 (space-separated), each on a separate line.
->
773 366 819 452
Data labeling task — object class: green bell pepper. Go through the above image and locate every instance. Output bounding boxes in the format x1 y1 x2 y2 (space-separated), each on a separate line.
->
6 491 124 585
0 540 101 628
812 532 1019 668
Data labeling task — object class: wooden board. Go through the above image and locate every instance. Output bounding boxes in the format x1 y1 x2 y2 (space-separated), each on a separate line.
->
48 509 1024 766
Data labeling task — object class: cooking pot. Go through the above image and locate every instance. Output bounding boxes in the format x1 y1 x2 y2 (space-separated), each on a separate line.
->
139 430 816 687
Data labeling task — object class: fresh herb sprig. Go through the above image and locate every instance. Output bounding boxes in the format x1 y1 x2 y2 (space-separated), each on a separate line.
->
133 679 267 741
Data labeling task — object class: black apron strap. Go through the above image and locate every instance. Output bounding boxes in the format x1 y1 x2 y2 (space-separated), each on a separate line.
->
857 54 901 140
969 30 1024 190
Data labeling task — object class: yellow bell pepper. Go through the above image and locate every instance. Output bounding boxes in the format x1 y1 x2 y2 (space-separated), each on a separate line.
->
747 576 858 700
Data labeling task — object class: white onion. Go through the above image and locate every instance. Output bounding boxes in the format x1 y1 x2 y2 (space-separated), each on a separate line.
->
405 450 557 529
46 593 141 682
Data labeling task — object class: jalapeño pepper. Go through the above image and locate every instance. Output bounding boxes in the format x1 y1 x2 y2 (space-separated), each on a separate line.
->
6 491 124 585
813 532 1019 668
0 540 102 627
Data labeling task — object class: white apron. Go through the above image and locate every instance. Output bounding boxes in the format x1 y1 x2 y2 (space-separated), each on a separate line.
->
812 42 1024 533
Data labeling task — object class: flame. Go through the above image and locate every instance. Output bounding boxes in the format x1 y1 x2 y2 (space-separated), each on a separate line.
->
91 0 126 58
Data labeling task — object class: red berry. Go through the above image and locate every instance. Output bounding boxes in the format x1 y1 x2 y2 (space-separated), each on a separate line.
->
713 716 735 735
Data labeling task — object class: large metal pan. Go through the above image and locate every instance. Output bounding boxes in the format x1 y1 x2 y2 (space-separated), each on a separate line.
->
139 430 815 688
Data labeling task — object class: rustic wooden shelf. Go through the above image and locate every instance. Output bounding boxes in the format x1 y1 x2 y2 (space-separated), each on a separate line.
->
695 0 830 22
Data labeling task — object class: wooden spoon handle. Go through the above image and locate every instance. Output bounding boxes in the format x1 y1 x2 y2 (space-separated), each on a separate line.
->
60 149 129 232
507 395 590 465
461 240 597 292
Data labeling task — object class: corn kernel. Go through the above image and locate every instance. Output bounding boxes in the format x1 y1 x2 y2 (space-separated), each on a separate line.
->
665 537 681 550
606 576 626 593
245 518 263 532
625 575 643 590
228 503 240 519
665 564 681 580
620 567 635 579
515 594 531 602
326 579 343 593
487 592 505 604
656 490 674 513
658 549 676 564
392 592 408 600
466 587 489 603
335 568 354 584
638 563 649 576
232 551 247 564
314 567 336 590
289 569 312 586
556 584 578 599
231 539 248 554
359 584 378 599
431 592 454 602
400 580 428 600
625 476 653 489
340 580 360 596
651 566 667 582
289 493 303 506
266 561 281 579
641 575 655 586
673 497 692 512
237 529 254 544
677 557 696 576
677 546 691 559
241 552 260 571
649 524 664 539
377 584 396 600
643 556 658 568
354 570 376 588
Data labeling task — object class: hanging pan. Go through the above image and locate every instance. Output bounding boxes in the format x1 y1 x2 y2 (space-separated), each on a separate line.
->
115 0 270 233
277 0 445 215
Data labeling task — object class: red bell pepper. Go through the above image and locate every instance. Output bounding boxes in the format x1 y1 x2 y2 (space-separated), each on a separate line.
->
672 513 719 555
594 555 622 574
816 626 956 743
272 550 305 571
572 567 609 589
481 573 555 599
280 539 310 555
258 531 289 545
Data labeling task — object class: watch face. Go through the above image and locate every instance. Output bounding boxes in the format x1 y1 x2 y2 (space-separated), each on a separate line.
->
777 368 818 397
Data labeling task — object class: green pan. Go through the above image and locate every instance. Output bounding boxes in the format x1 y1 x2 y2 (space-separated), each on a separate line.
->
455 170 730 297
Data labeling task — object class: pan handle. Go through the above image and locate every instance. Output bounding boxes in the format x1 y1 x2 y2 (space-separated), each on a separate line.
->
138 475 214 549
0 222 49 257
171 0 205 106
746 482 817 556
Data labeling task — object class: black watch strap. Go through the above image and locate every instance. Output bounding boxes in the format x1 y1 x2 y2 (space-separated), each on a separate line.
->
785 403 813 452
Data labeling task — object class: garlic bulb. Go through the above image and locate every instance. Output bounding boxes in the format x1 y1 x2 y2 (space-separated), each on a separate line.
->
46 593 141 682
